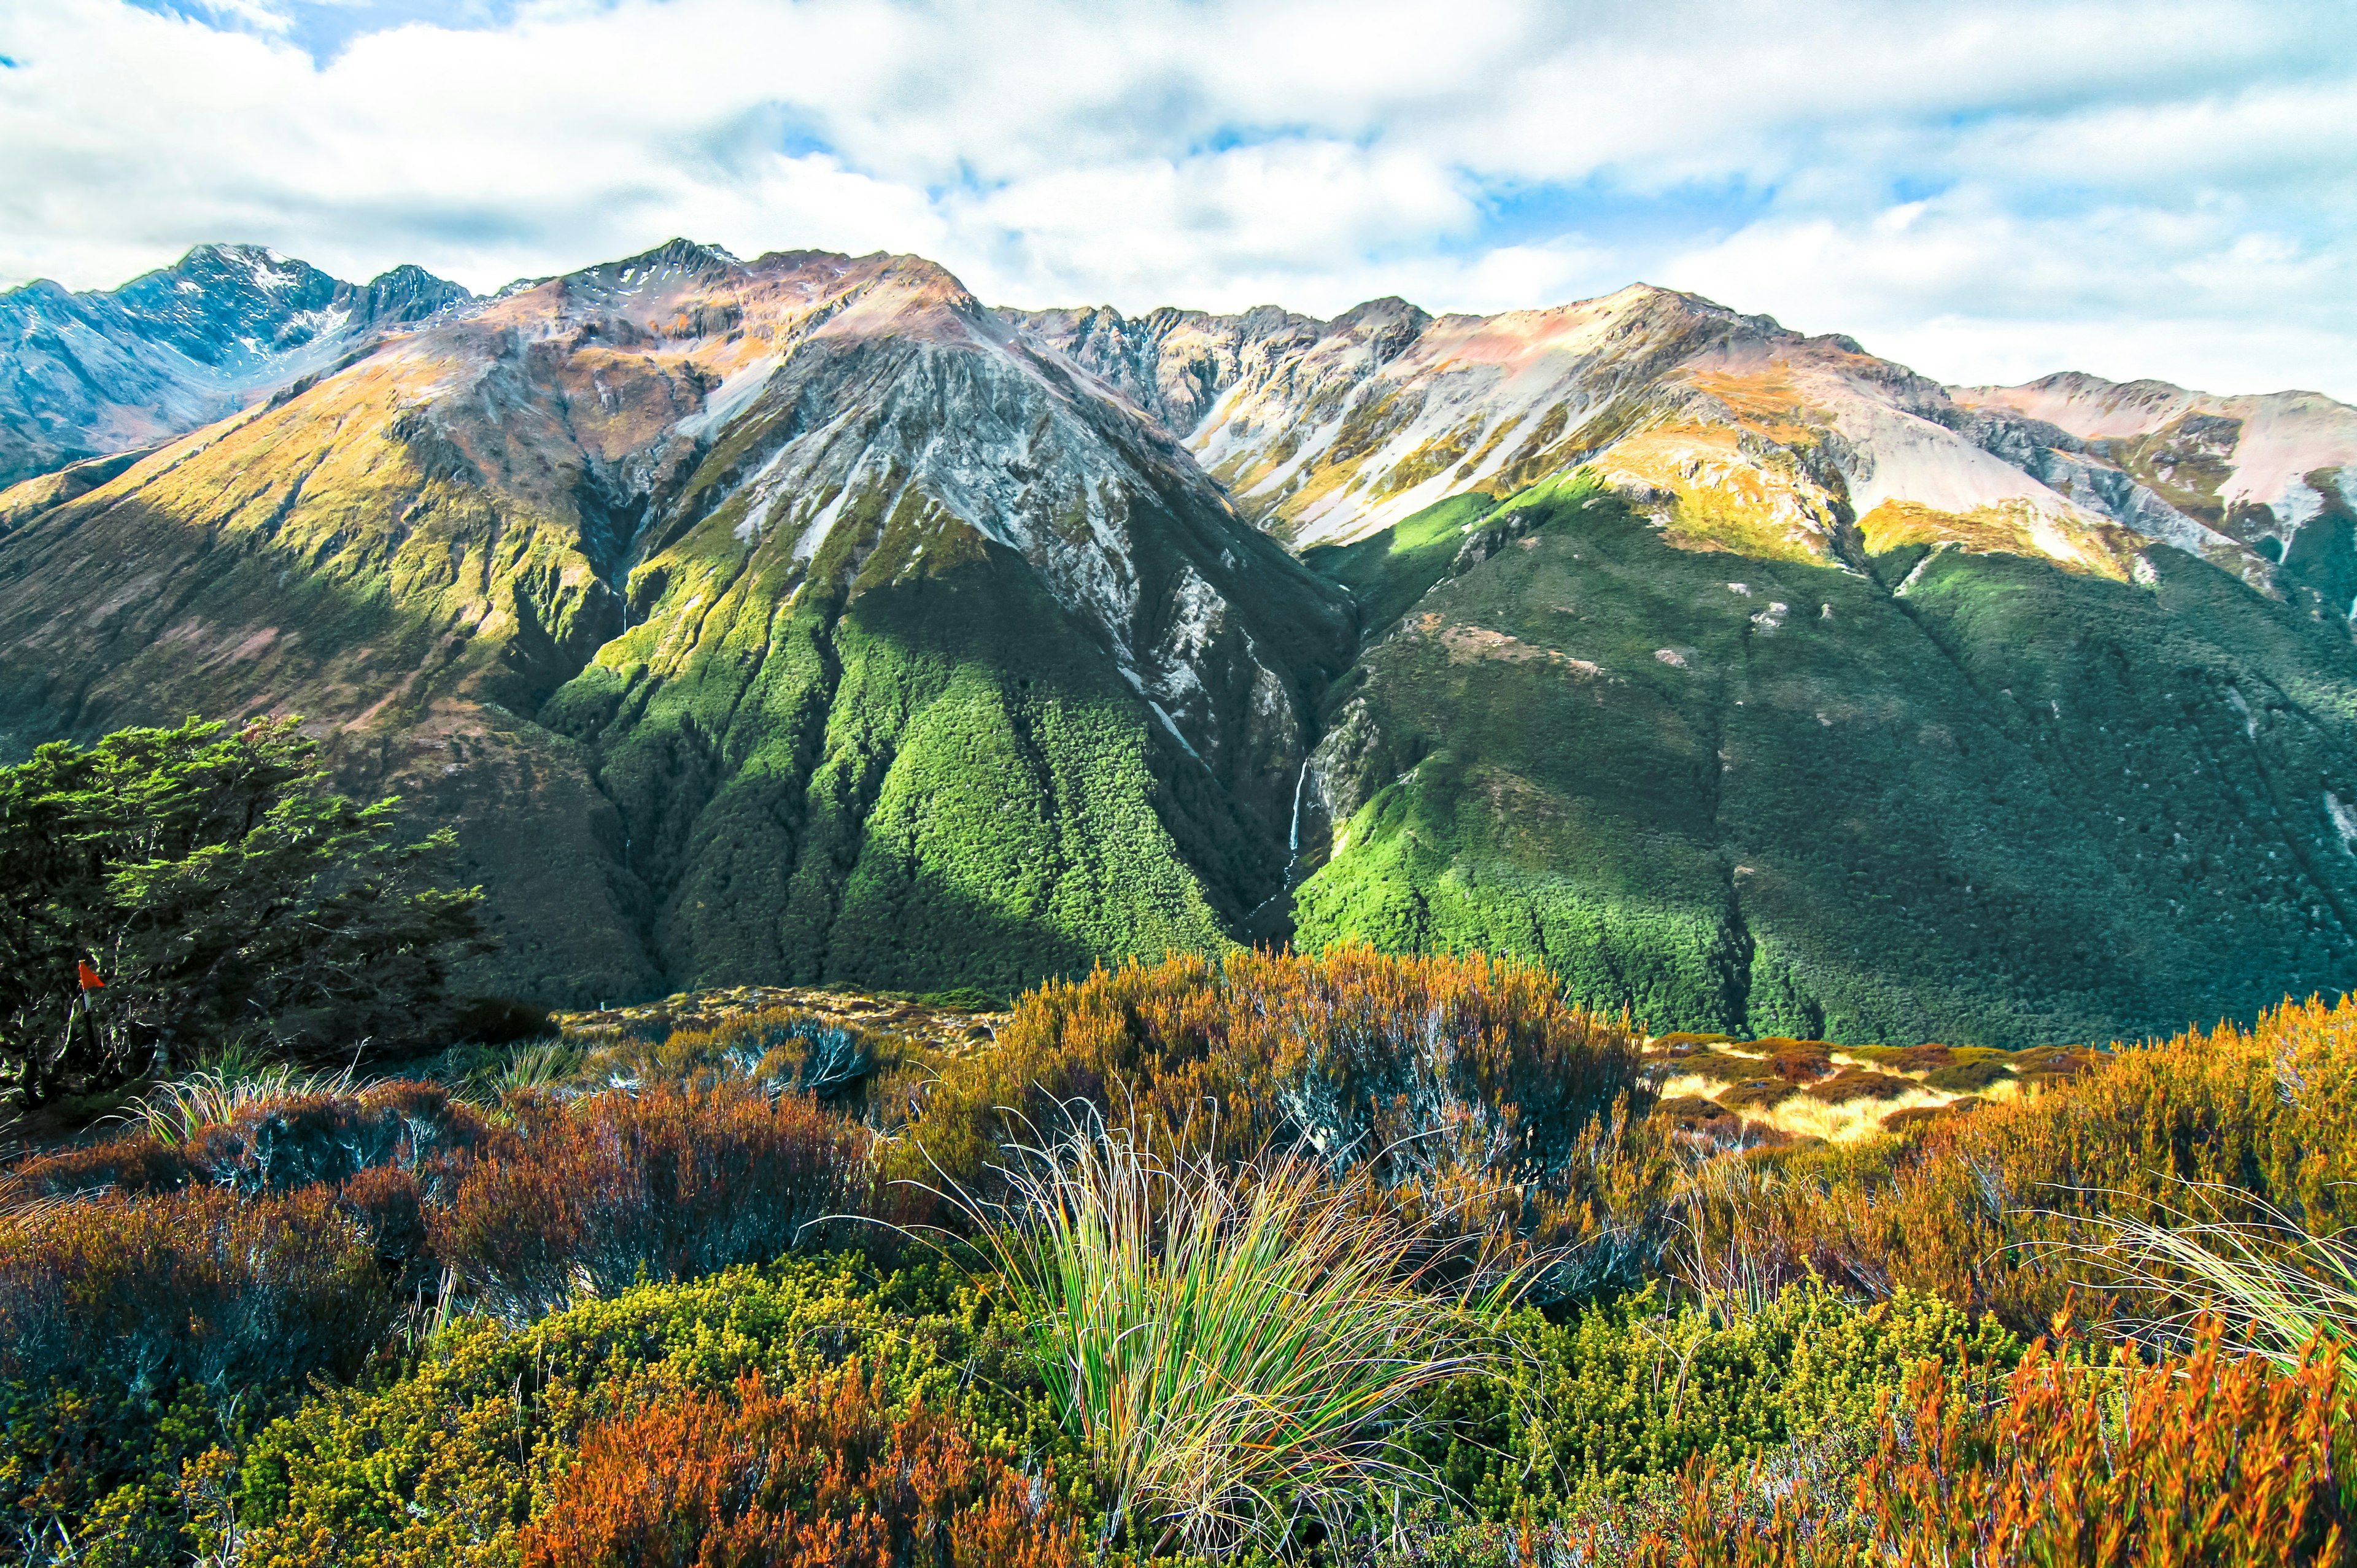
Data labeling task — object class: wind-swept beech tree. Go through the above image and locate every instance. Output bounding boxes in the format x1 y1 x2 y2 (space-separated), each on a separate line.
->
0 716 486 1103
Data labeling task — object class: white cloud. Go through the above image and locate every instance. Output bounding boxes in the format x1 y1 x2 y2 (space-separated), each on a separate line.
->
0 0 2350 397
1661 188 2357 393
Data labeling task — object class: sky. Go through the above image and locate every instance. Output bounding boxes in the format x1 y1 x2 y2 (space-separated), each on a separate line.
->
2 0 2353 398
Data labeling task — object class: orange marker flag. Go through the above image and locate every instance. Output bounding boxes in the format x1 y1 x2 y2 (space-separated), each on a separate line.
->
76 961 105 991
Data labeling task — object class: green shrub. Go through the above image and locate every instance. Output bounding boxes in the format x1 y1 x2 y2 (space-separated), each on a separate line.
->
0 716 486 1105
233 1257 1079 1568
1412 1282 2022 1518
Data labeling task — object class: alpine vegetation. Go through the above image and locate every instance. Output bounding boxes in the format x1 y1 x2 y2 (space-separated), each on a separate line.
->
943 1118 1514 1554
1 227 2355 1567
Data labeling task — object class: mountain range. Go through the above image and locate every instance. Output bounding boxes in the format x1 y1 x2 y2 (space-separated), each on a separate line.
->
4 239 2354 1045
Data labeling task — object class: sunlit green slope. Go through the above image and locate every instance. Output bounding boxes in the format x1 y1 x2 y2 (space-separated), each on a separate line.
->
1293 477 2357 1045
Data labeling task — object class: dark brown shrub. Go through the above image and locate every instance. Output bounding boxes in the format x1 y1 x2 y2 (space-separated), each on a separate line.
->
1651 1052 1754 1084
517 1364 1082 1568
2 1136 198 1202
1854 1043 1956 1073
0 1186 400 1395
1763 1049 1836 1084
1879 1102 1979 1137
433 1083 875 1321
1716 1079 1797 1113
1922 1059 2014 1094
1803 1068 1914 1104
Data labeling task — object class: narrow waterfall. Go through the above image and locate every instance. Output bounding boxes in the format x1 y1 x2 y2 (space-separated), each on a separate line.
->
1287 755 1310 858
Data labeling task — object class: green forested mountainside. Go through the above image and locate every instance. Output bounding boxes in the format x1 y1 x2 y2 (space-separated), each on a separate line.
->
540 392 1349 996
0 245 1350 1006
4 240 2356 1042
1295 477 2357 1045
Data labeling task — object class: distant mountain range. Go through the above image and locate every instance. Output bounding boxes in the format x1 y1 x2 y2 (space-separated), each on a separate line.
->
3 239 2353 1045
0 244 471 492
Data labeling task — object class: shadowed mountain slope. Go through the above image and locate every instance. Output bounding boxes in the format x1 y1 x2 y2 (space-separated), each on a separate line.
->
6 244 2356 1040
0 242 1350 1002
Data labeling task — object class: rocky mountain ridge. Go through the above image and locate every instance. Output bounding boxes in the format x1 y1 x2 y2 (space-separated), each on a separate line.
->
1020 286 2355 598
4 238 2355 1044
0 244 471 490
0 240 1346 1003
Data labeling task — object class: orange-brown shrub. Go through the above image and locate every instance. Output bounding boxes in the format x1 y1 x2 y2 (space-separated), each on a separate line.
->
1850 1330 2352 1567
0 1184 399 1395
1698 995 2357 1329
517 1364 1083 1568
883 946 1665 1296
1598 1329 2351 1567
433 1083 877 1321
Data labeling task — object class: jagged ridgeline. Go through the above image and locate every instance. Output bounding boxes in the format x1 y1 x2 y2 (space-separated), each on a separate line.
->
3 239 2356 1043
0 243 1350 1002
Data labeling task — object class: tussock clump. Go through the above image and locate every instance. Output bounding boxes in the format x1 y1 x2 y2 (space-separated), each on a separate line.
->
953 1121 1508 1555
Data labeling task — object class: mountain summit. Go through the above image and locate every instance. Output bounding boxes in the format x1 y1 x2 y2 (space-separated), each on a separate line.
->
2 240 2353 1043
0 244 471 489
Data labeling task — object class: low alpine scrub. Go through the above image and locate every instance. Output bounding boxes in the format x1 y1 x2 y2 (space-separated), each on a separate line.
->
889 946 1668 1299
231 1257 1077 1568
517 1364 1083 1568
1690 994 2357 1330
432 1081 880 1321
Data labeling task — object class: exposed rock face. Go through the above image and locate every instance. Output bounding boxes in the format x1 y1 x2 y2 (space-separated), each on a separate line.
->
0 244 471 489
1009 285 2322 587
0 241 1348 1002
7 239 2357 1042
